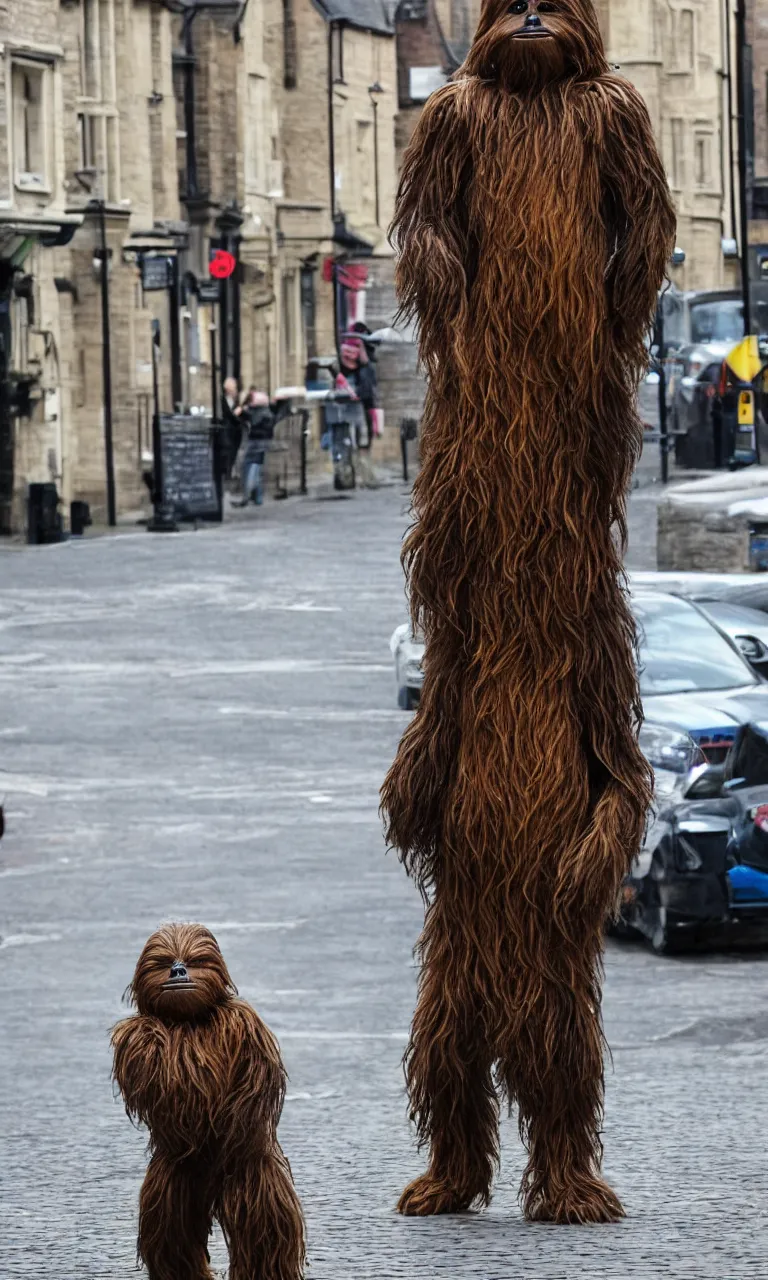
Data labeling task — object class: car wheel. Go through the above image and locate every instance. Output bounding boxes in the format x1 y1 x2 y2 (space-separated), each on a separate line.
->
397 686 410 710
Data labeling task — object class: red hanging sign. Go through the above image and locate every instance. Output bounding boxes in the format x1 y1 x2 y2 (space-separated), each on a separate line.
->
209 249 236 280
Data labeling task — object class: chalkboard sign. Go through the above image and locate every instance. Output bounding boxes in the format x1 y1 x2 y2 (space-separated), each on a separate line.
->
159 414 221 520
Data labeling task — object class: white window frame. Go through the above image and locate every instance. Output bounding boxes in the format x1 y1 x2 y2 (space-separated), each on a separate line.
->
76 0 120 200
10 56 54 194
245 71 268 195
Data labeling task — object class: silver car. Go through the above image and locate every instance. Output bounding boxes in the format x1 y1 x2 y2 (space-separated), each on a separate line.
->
390 623 424 710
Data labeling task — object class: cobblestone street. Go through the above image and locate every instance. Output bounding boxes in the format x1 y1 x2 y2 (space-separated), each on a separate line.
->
2 478 768 1279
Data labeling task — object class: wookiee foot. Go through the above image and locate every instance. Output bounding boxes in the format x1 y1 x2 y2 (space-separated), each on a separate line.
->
523 1173 625 1224
397 1172 488 1216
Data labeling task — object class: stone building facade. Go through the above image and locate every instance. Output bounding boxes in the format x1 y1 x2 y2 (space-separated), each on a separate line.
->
0 0 399 534
0 0 82 533
274 1 397 386
599 0 738 294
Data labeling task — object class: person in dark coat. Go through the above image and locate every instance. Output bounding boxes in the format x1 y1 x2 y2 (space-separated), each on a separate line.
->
222 376 244 479
234 388 275 506
339 337 378 448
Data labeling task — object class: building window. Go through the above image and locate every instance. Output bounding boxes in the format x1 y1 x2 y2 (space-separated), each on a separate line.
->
409 66 448 102
12 61 50 190
283 0 297 90
356 119 373 218
78 0 119 199
300 265 316 361
282 272 297 373
674 9 694 72
694 132 712 187
671 118 685 189
246 74 267 192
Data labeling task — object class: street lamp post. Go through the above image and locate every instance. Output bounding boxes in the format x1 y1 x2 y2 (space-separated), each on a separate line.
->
654 248 686 485
368 82 384 228
735 0 752 336
94 198 116 527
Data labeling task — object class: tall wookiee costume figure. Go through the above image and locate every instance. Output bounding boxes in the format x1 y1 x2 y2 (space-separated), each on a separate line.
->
381 0 676 1224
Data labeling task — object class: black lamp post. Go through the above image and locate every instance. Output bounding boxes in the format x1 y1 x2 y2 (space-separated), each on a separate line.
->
368 82 384 228
654 247 686 485
735 0 752 336
90 198 117 527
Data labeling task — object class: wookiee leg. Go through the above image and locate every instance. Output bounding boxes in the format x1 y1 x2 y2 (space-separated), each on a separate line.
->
217 1147 305 1280
398 905 499 1216
503 945 623 1225
138 1154 214 1280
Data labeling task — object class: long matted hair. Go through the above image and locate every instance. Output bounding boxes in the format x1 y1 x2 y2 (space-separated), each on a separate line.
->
112 923 305 1279
381 0 676 1224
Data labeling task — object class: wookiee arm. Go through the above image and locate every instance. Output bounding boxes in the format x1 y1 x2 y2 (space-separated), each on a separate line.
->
389 81 473 360
215 1002 288 1165
111 1014 169 1128
597 78 677 368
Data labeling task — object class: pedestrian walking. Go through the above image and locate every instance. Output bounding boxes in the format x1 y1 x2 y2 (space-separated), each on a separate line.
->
233 388 275 507
339 332 381 488
339 335 378 446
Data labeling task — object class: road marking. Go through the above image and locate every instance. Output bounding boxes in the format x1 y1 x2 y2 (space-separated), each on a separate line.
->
0 659 391 678
218 707 407 721
0 933 63 949
276 1031 408 1042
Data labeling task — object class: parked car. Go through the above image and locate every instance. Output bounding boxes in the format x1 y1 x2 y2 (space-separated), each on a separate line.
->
619 720 768 953
661 289 743 469
629 573 768 678
661 287 768 468
391 590 768 952
391 589 768 727
391 622 423 709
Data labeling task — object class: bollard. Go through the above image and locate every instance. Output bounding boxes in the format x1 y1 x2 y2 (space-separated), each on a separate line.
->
400 418 418 483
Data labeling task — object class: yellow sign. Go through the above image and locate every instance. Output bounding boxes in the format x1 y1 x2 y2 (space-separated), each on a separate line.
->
738 389 754 425
726 335 763 383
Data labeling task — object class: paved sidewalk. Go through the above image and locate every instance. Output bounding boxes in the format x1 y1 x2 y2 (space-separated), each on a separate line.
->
1 483 767 1278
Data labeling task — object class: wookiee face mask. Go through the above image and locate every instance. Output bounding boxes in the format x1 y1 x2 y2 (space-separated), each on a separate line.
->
464 0 608 90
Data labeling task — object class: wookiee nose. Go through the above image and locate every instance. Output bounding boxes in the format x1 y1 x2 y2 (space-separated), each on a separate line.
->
524 11 543 26
170 961 188 979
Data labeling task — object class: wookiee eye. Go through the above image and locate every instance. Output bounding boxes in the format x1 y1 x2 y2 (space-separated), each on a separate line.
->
538 2 558 10
509 1 528 13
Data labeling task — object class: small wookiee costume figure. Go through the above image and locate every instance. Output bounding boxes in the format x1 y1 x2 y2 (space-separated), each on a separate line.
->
111 923 305 1279
381 0 676 1224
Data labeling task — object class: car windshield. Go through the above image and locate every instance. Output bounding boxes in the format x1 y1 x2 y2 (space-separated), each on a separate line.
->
689 299 743 345
634 595 757 695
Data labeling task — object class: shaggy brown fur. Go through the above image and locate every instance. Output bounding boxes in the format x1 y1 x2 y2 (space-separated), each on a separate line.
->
111 923 305 1279
380 0 676 1224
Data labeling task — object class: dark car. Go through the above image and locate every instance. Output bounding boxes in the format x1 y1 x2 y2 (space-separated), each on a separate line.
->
615 590 768 952
620 722 768 953
660 288 768 468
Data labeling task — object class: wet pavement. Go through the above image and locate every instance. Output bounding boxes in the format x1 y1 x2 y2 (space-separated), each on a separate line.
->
2 476 767 1278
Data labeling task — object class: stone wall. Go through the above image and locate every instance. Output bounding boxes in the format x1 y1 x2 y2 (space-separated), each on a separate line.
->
658 503 752 572
657 470 768 571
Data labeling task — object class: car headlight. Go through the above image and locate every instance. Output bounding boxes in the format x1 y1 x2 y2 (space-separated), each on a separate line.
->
640 722 706 801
